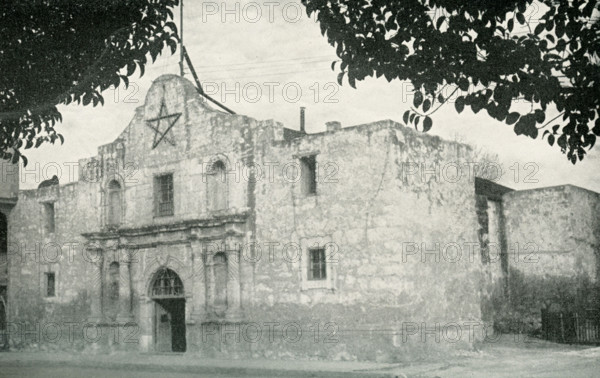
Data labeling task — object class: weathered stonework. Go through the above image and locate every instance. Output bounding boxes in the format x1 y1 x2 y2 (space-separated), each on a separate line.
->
500 185 600 331
2 74 598 360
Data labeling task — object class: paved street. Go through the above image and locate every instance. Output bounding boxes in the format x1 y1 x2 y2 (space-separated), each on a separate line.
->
0 365 276 378
0 336 598 378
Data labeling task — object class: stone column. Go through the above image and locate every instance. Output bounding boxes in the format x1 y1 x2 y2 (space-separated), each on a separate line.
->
87 248 104 323
225 245 242 321
117 249 134 322
190 241 206 323
138 295 154 352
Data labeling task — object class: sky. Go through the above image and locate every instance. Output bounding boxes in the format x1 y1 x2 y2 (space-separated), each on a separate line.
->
19 0 600 193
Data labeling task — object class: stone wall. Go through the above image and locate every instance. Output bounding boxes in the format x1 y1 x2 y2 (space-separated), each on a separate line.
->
0 158 19 201
5 74 505 360
245 120 488 361
0 157 19 282
4 75 260 352
6 180 98 351
501 185 600 331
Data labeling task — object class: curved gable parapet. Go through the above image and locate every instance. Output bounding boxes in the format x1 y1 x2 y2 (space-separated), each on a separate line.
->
116 75 237 163
143 74 215 113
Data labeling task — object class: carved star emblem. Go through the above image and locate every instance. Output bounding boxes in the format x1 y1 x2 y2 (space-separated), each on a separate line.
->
146 100 181 149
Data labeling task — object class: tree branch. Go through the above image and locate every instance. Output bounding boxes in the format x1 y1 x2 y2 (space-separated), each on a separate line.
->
537 111 565 129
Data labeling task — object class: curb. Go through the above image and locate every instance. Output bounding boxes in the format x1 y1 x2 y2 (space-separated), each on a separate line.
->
0 357 402 377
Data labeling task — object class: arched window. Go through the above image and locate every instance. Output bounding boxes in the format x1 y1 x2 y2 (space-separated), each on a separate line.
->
207 161 227 211
151 268 184 298
108 180 122 226
213 253 228 310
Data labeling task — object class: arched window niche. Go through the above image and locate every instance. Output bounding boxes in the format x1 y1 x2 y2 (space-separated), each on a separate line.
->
207 160 228 211
212 252 228 315
107 180 122 227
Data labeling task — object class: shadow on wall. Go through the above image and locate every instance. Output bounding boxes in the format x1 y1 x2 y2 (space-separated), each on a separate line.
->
7 290 90 351
493 268 600 334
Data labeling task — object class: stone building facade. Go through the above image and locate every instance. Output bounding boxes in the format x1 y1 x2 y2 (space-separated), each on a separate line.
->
0 74 598 360
501 185 600 330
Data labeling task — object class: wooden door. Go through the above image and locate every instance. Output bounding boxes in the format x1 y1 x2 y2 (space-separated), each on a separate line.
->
155 301 172 352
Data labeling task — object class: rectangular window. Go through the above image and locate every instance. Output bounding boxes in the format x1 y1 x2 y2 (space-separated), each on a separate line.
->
308 248 326 280
300 155 317 195
155 174 174 217
46 272 55 297
43 202 55 233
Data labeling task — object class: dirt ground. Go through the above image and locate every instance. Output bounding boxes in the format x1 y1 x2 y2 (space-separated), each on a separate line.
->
391 334 600 377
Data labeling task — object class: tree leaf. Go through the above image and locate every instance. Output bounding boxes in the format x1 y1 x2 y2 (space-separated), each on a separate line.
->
423 99 431 113
534 109 545 123
423 116 433 132
455 97 465 113
534 23 545 35
126 62 136 76
592 119 600 136
584 134 596 150
506 112 520 125
436 16 446 29
552 124 560 134
349 74 356 89
413 90 423 108
556 21 565 38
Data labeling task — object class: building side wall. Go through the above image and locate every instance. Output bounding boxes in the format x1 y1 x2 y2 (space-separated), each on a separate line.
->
7 181 98 350
0 158 19 200
502 186 600 330
246 122 486 361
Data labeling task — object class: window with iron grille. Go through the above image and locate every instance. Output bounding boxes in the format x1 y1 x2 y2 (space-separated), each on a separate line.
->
155 174 174 217
151 268 184 297
46 272 55 297
308 248 326 280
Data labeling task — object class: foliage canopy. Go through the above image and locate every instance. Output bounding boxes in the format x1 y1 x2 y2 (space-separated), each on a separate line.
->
303 0 600 163
0 0 179 164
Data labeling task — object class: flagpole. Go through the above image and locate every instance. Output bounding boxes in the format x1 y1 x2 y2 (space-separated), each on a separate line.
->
179 0 184 77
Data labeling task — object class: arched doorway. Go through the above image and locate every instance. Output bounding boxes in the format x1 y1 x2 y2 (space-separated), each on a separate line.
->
150 268 186 352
